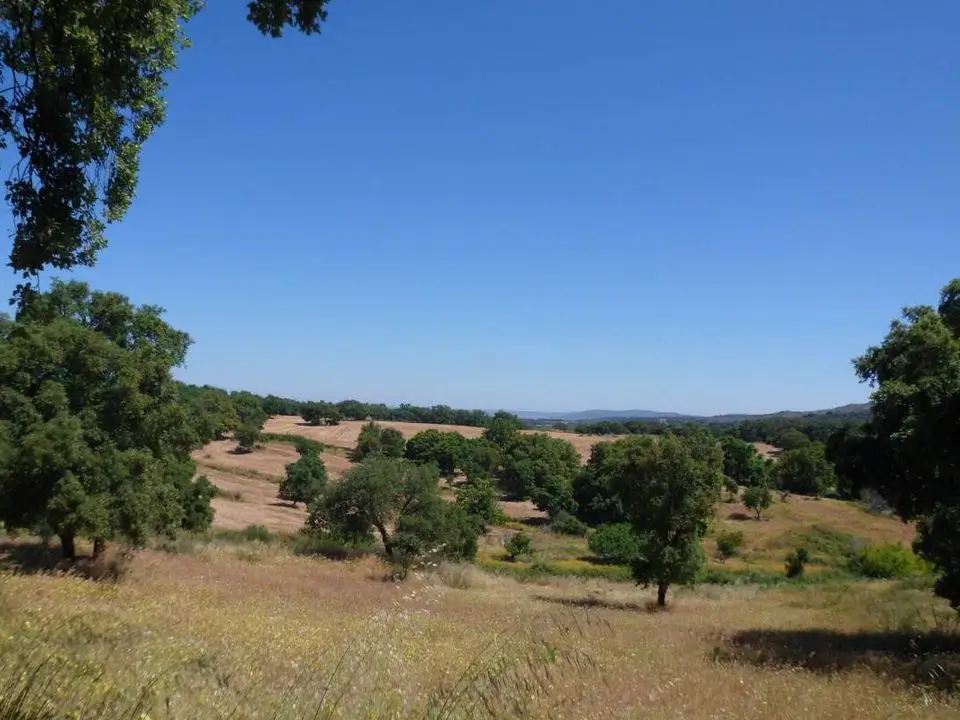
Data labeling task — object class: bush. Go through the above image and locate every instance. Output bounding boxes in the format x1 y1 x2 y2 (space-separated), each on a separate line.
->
588 523 640 564
742 485 772 520
505 532 533 562
234 423 261 453
550 511 588 537
715 530 745 562
785 547 810 578
852 542 928 579
241 524 272 543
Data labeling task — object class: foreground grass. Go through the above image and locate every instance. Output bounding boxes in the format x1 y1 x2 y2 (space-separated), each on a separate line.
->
1 540 959 719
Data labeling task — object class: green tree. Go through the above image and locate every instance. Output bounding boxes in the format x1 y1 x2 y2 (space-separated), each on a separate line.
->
234 424 261 454
610 432 723 607
776 428 812 451
588 523 641 564
455 477 505 528
853 279 960 609
483 410 524 448
352 421 384 461
773 443 835 497
785 547 810 578
460 438 502 480
278 451 328 508
0 1 329 304
742 484 773 520
504 532 533 562
231 392 268 432
308 458 479 561
720 436 768 486
572 438 647 527
380 427 406 459
715 530 744 562
0 280 212 558
179 384 240 444
500 433 580 517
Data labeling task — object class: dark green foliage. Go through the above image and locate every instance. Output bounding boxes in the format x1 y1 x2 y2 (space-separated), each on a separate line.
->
178 384 240 444
550 511 588 537
380 427 406 459
588 523 640 564
241 524 272 543
776 428 812 451
404 429 467 477
773 443 835 497
611 431 723 606
300 401 342 426
484 410 524 448
278 452 327 508
720 436 768 486
504 532 533 562
247 0 332 37
308 458 482 563
0 280 211 558
234 424 261 454
785 547 811 578
500 433 580 517
715 530 745 562
742 484 773 520
723 476 740 501
455 477 506 528
851 280 960 610
459 438 502 480
352 421 384 461
231 392 268 432
572 438 646 527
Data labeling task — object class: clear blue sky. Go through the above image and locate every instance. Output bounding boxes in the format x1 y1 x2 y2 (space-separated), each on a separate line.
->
4 0 959 415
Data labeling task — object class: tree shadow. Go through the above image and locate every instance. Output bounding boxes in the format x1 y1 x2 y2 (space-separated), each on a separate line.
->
726 511 753 521
0 540 128 582
520 516 551 528
533 593 667 614
717 628 960 691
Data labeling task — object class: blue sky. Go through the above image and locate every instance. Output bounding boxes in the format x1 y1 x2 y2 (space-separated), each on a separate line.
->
3 0 959 415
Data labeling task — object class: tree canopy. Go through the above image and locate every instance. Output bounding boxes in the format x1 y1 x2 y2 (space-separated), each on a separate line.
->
610 432 723 607
278 449 327 508
773 442 835 497
499 433 580 516
853 279 960 608
0 280 213 558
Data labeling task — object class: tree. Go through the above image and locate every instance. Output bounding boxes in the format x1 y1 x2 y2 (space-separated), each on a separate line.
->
715 530 744 562
0 0 329 305
785 547 810 578
404 429 467 477
853 279 960 609
380 427 406 459
773 443 835 497
352 421 384 461
483 411 524 448
179 384 240 444
572 438 647 527
234 424 261 454
720 436 768 486
500 433 580 516
459 438 502 481
278 451 327 508
231 392 268 432
504 532 533 562
588 523 640 564
742 485 773 520
0 280 213 558
455 477 505 529
776 428 812 451
308 458 480 562
610 432 723 607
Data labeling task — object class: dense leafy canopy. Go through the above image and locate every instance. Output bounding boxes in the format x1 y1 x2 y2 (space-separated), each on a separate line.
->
572 437 651 527
499 433 580 516
719 436 768 486
773 443 835 497
278 450 327 508
610 432 723 607
404 429 466 477
0 280 212 557
853 279 960 608
742 484 773 520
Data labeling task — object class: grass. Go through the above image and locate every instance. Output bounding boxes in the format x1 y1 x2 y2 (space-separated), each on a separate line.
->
196 460 283 483
1 538 959 719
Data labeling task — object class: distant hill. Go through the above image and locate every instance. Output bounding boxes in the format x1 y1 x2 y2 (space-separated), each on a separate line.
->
515 403 871 424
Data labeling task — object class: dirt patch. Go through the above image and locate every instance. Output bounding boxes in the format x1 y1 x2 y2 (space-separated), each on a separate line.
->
193 439 352 479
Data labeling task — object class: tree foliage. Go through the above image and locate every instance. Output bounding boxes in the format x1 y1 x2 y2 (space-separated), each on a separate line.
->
720 436 768 486
278 450 327 508
773 443 835 497
455 476 505 529
742 484 773 520
308 458 481 563
588 523 640 564
853 279 960 609
0 280 212 558
483 410 524 448
500 433 580 516
404 429 465 477
610 432 723 607
573 437 652 527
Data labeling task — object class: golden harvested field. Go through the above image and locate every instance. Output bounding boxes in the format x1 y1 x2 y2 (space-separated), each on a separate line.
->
263 416 776 462
0 542 957 719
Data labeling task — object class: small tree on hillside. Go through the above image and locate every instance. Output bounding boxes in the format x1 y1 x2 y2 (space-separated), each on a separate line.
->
611 431 723 607
456 477 506 529
715 530 745 562
352 421 384 461
500 433 580 516
380 427 407 459
234 424 261 454
483 411 524 448
278 452 328 508
743 484 773 520
774 443 835 497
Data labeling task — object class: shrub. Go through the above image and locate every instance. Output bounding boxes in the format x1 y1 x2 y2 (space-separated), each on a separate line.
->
588 523 640 564
505 532 533 562
785 547 810 578
242 524 272 543
742 485 772 520
715 530 745 562
550 511 588 537
234 423 261 453
456 477 507 528
852 542 928 579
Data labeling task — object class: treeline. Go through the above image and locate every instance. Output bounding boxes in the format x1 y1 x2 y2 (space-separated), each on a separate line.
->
573 414 865 452
183 388 496 429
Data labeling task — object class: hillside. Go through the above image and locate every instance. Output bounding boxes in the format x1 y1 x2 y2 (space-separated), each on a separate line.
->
515 403 872 423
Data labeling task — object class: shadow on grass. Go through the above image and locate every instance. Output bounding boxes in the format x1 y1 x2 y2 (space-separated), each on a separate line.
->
717 628 960 691
726 512 753 521
0 539 128 582
520 516 551 528
533 593 666 614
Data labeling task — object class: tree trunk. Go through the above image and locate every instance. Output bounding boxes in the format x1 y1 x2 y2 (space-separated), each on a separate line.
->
375 523 393 557
60 533 76 560
92 538 106 559
657 581 668 608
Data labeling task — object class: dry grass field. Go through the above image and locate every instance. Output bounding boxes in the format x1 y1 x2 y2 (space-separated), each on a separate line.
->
0 540 958 719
